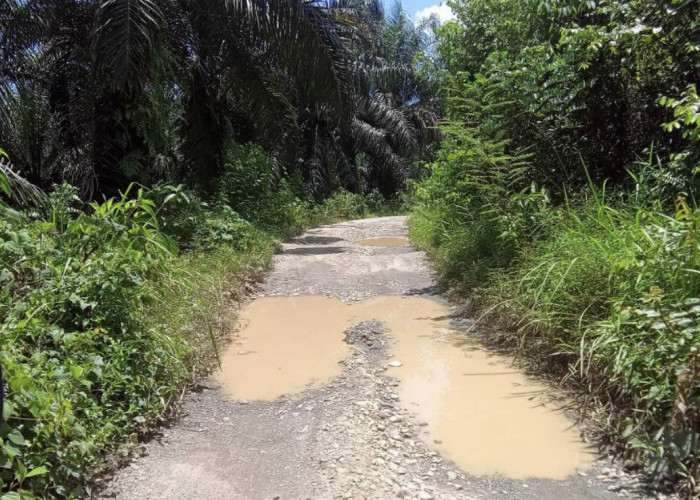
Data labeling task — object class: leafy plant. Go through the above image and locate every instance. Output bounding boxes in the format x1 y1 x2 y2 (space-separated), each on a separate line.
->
0 188 185 496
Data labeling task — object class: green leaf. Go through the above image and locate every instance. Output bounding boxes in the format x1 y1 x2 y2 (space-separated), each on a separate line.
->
24 466 48 478
0 175 9 196
7 430 26 447
2 442 21 459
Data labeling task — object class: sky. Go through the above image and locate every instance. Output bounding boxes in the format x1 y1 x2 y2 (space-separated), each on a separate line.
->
395 0 455 24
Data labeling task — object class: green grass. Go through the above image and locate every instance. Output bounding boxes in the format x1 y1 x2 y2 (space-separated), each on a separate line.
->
145 236 278 381
0 177 405 498
410 188 700 492
500 201 700 483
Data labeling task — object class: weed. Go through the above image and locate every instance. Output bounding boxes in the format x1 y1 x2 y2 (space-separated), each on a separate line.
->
410 146 700 491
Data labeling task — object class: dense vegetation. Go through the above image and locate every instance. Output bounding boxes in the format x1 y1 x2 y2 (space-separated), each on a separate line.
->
0 0 438 199
410 0 700 493
0 0 430 496
2 0 700 496
0 147 403 497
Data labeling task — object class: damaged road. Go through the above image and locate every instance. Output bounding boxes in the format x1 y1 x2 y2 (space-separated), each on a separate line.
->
99 216 648 500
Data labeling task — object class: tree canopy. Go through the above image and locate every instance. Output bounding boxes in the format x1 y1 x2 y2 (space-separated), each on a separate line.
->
0 0 439 199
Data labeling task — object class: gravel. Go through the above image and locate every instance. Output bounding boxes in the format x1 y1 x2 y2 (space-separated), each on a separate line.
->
96 216 660 500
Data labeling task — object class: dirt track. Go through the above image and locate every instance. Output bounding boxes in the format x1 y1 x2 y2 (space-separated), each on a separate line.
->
99 216 646 500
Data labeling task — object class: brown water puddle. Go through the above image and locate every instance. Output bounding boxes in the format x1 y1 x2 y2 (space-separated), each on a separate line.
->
356 236 408 247
217 296 351 400
375 297 597 480
217 295 596 479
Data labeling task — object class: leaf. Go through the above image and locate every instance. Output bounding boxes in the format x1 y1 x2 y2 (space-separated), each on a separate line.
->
25 466 48 478
0 155 46 206
7 430 26 447
92 0 164 91
0 176 9 197
2 442 21 459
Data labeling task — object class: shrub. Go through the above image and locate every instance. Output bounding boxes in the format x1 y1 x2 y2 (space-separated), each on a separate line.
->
501 196 700 484
319 189 370 220
214 143 316 238
409 122 530 288
0 187 188 497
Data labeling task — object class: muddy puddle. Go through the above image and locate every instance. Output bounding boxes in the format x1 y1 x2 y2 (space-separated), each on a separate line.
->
217 296 351 400
217 295 596 479
356 236 408 246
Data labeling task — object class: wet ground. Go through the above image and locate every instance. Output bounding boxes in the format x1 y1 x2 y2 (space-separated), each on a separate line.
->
99 216 651 500
356 236 409 247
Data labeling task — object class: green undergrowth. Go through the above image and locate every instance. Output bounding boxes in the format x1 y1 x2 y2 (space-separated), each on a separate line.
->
0 188 279 498
410 147 700 493
0 143 403 498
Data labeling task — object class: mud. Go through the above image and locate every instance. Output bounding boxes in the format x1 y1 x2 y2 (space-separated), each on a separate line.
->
217 294 595 480
216 296 351 401
380 297 596 480
356 236 409 246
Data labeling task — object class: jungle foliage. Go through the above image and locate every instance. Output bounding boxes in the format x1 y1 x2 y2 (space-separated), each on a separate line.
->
3 0 700 496
0 0 438 200
410 0 700 493
0 3 435 491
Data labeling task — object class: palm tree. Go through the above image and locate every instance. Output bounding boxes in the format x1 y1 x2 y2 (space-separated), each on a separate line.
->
0 0 438 198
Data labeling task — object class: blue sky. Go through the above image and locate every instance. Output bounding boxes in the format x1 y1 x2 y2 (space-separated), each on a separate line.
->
387 0 455 23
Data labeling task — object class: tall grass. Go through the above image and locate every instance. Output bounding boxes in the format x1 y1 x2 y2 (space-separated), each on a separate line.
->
500 195 700 484
145 239 277 380
411 163 700 492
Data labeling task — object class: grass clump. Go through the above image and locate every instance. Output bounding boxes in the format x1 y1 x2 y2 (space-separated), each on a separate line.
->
410 139 700 491
0 142 405 498
499 198 700 483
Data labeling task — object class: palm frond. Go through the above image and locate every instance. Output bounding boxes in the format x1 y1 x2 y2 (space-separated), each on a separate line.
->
352 117 405 174
222 38 299 150
360 93 418 154
92 0 163 91
0 151 47 207
225 0 355 127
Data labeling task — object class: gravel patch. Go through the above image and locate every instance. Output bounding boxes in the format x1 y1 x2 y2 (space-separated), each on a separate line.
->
97 217 659 500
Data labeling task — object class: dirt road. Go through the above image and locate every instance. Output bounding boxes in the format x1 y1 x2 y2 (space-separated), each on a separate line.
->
100 217 641 500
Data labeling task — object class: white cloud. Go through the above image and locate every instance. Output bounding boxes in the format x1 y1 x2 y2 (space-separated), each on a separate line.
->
414 3 455 24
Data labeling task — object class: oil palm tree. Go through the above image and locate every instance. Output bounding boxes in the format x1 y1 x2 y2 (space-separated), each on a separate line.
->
0 0 438 198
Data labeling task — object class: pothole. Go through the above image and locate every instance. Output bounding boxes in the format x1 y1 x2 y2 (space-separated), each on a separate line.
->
379 296 597 480
356 236 408 247
216 296 351 401
217 295 596 479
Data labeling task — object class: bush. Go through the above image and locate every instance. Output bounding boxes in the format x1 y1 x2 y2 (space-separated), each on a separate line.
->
408 125 530 288
0 181 282 498
0 187 188 497
504 197 700 484
411 165 700 489
214 143 317 238
192 205 271 252
319 189 370 220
